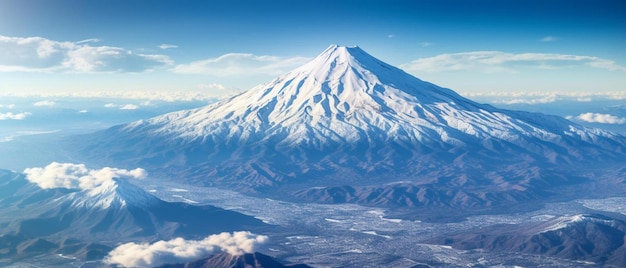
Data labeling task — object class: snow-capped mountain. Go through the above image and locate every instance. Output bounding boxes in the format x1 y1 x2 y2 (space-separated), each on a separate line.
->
0 170 268 264
76 45 626 208
62 178 159 209
120 45 625 153
0 171 266 246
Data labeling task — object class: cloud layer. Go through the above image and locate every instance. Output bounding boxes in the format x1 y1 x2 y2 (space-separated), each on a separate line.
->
402 51 626 73
0 35 171 73
1 88 237 102
462 91 626 105
105 231 269 267
23 162 147 190
0 104 16 109
570 113 626 124
172 53 310 76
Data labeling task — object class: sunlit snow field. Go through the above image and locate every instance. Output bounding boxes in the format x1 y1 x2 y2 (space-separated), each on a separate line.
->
1 95 624 172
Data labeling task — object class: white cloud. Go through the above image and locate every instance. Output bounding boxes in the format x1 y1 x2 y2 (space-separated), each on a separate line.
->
0 90 225 102
172 53 310 76
75 38 101 44
401 51 626 73
64 46 172 73
571 113 626 124
0 112 31 120
540 36 559 42
387 34 395 38
104 231 269 267
120 104 139 110
461 91 626 105
23 162 147 190
78 109 88 113
0 35 171 73
105 103 140 110
198 83 229 91
0 104 16 109
158 44 178 50
33 100 56 107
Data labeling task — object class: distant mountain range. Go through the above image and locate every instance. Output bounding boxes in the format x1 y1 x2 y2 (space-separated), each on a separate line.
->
429 214 626 266
73 45 626 210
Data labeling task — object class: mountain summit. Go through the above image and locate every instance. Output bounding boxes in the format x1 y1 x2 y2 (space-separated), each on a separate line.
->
77 45 626 208
123 45 623 152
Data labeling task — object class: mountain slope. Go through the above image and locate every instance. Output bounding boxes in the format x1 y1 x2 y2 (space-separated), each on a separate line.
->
0 234 111 262
157 252 311 268
429 214 626 266
74 45 626 208
0 170 267 245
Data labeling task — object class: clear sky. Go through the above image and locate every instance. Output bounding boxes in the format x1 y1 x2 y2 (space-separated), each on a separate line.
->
0 0 624 97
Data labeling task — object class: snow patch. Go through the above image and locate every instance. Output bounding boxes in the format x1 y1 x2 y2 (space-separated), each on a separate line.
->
361 231 392 239
539 214 586 233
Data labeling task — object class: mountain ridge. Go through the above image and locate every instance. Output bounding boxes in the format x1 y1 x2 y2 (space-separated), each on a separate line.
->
157 252 311 268
429 214 626 266
0 171 267 244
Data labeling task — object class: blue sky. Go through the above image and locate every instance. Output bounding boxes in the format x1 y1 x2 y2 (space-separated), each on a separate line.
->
0 0 624 97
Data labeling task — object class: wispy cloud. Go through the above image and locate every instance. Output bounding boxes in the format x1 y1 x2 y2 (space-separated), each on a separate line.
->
0 35 172 73
172 53 310 76
0 112 31 120
33 100 56 107
23 162 146 190
568 113 626 124
105 231 269 267
461 91 626 105
0 104 16 109
387 34 395 38
75 38 101 44
0 90 226 102
540 36 559 42
401 51 626 73
158 44 178 50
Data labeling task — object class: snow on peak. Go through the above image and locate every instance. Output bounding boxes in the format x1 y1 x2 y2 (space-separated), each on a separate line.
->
66 178 158 209
538 214 615 233
127 45 624 153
